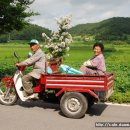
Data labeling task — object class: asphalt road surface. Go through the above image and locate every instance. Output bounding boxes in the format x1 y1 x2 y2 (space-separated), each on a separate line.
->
0 100 130 130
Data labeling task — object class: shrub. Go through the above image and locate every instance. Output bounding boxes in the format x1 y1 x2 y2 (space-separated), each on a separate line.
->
109 92 130 103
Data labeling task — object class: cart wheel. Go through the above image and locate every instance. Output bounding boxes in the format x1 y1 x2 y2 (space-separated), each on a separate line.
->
60 92 88 119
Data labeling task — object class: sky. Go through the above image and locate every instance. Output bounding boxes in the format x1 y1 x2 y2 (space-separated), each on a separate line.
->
29 0 130 30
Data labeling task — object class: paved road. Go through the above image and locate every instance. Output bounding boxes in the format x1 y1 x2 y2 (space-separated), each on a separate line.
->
0 100 130 130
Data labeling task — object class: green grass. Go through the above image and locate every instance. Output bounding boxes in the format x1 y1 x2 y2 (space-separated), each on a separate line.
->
0 41 130 103
109 92 130 103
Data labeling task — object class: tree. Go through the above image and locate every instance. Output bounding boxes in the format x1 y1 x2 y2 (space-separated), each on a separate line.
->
0 0 37 34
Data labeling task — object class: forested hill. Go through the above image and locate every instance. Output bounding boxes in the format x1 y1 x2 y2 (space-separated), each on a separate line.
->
69 17 130 40
0 24 51 42
1 17 130 42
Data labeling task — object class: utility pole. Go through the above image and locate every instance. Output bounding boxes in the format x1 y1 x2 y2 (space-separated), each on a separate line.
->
8 33 11 42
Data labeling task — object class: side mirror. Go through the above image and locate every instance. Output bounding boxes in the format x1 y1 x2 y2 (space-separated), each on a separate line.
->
28 52 33 58
14 51 19 62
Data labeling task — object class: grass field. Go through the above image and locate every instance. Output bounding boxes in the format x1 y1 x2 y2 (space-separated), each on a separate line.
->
0 41 130 103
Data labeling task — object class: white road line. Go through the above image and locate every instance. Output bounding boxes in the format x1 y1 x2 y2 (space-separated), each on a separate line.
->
98 102 130 107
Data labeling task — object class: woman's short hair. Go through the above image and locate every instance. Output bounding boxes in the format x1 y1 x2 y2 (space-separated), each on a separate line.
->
93 43 104 52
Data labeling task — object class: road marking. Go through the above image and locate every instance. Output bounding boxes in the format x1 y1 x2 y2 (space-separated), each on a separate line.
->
102 102 130 107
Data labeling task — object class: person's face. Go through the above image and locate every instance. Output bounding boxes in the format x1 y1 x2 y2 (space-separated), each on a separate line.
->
30 44 39 52
93 46 102 56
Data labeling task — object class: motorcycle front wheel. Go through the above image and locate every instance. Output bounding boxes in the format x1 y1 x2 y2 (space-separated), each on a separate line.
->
0 81 18 105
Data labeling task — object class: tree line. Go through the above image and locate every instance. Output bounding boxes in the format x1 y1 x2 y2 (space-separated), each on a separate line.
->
0 24 51 43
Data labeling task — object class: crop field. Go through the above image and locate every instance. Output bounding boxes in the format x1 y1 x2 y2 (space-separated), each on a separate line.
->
0 41 130 103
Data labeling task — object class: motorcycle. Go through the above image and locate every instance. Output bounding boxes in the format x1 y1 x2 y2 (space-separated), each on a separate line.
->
0 52 46 105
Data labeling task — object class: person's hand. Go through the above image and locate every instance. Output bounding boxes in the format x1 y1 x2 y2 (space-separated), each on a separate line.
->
83 60 92 66
16 63 20 67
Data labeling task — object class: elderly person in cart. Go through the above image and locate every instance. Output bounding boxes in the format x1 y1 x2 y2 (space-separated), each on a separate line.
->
80 42 106 75
16 39 46 98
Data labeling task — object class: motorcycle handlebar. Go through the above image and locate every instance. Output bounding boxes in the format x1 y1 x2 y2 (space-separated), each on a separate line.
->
17 66 26 71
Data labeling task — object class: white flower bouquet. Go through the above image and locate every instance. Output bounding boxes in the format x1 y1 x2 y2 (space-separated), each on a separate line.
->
42 15 73 61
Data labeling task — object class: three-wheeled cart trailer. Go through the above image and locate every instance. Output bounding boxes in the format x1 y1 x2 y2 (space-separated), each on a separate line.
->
0 60 114 119
34 72 114 119
0 53 114 119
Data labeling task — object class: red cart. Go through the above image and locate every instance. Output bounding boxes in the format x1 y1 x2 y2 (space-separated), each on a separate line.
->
0 62 114 119
34 72 114 118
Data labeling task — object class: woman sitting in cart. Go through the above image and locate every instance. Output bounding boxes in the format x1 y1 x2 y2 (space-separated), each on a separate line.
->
80 42 106 75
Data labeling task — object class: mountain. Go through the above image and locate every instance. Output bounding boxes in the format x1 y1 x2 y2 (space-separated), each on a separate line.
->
10 24 51 41
1 17 130 42
69 17 130 40
0 24 51 42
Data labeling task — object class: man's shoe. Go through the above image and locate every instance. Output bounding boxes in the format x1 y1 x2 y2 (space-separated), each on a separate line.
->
28 93 39 100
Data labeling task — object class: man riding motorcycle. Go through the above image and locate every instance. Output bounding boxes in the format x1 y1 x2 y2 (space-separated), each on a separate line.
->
16 39 46 98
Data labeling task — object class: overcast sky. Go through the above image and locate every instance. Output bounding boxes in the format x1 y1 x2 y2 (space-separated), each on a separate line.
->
29 0 130 30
